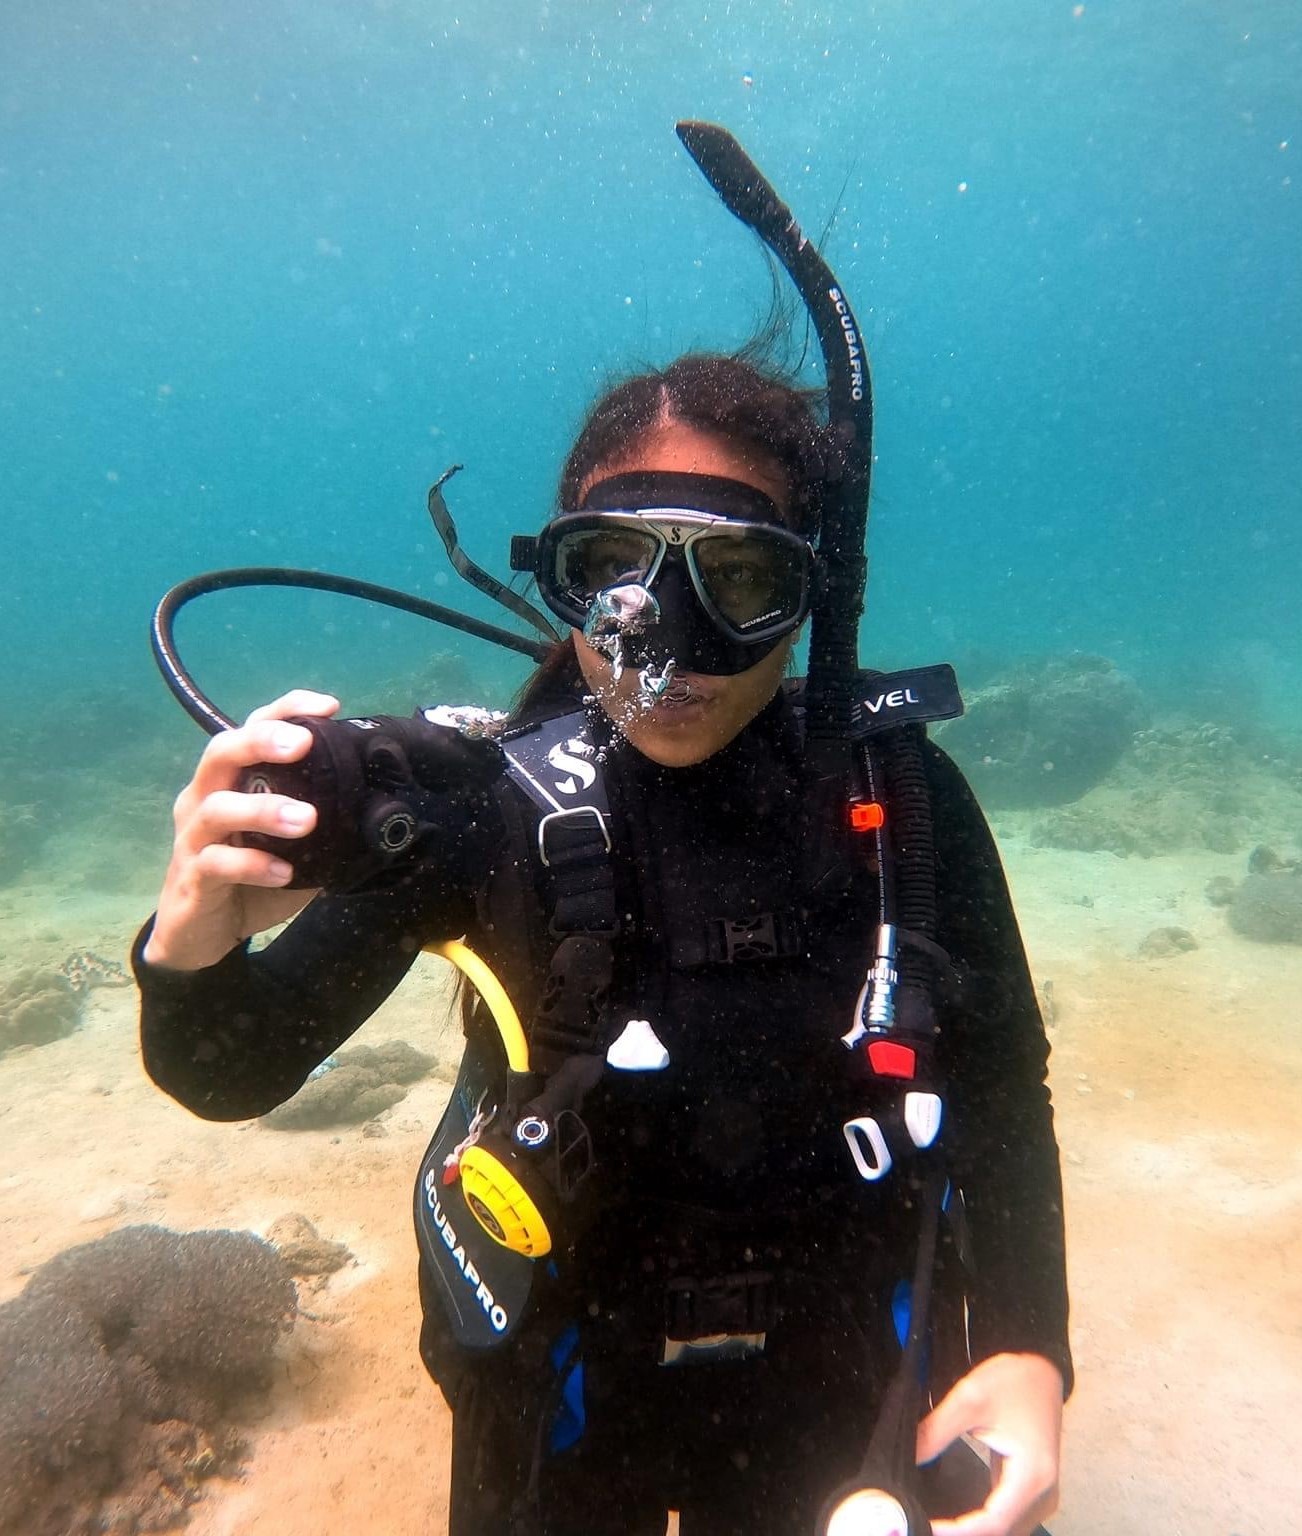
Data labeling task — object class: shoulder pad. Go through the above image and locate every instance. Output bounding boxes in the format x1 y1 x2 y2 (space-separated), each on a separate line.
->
784 664 965 737
498 709 611 821
420 704 509 740
851 664 964 736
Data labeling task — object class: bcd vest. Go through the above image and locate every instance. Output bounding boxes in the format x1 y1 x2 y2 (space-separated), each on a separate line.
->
415 666 965 1354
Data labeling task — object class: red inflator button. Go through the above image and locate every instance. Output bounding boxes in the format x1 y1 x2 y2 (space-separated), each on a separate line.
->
867 1040 917 1079
849 801 885 832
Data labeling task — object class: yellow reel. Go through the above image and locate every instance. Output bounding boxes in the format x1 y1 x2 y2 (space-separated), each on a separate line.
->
459 1140 554 1258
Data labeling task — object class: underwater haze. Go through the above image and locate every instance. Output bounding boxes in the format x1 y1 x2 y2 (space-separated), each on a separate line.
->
2 4 1301 1535
2 0 1299 730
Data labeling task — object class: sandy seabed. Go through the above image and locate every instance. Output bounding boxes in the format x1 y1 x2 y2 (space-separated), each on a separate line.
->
2 830 1300 1536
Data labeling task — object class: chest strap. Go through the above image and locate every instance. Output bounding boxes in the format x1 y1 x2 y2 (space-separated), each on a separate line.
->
500 711 619 1071
669 909 807 969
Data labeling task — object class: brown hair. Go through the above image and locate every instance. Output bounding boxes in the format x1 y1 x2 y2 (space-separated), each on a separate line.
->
514 351 829 717
559 352 827 536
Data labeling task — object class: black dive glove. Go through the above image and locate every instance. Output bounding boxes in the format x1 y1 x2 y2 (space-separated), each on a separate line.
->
237 712 505 890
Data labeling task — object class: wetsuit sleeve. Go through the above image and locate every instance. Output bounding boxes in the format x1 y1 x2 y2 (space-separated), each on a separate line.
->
136 819 493 1122
924 741 1074 1397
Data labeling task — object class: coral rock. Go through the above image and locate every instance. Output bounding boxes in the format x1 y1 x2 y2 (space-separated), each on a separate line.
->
0 968 81 1056
0 1225 294 1536
1136 926 1199 959
266 1214 353 1277
263 1040 433 1130
1228 871 1302 944
936 654 1145 809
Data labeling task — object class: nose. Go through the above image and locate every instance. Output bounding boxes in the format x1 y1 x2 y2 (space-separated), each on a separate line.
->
640 557 695 633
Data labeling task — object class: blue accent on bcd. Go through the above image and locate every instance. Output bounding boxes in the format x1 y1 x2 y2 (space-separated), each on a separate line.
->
891 1279 912 1348
547 1324 586 1454
890 1279 932 1386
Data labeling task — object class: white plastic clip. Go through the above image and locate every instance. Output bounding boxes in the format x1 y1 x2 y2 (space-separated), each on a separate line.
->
842 1116 892 1182
606 1018 671 1072
904 1092 943 1150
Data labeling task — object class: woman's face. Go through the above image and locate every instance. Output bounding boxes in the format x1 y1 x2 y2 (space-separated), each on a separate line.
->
572 422 799 768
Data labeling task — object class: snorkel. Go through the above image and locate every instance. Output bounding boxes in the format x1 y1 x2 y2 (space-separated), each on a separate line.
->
674 123 874 913
675 121 872 747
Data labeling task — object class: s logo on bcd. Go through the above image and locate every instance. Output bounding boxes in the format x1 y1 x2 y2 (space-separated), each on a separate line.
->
547 740 597 796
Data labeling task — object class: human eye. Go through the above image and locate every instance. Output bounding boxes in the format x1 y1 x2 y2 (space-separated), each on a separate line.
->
713 558 764 589
703 550 771 596
567 531 651 593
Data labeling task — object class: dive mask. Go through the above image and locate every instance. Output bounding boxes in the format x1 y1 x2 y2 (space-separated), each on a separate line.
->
511 471 816 677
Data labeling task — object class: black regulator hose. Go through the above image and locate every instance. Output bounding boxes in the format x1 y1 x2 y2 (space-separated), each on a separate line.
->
151 566 551 737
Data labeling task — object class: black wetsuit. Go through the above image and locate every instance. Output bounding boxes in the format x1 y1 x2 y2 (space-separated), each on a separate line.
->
136 685 1071 1535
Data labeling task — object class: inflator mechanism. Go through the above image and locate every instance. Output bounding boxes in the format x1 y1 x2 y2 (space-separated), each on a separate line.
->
840 922 945 1183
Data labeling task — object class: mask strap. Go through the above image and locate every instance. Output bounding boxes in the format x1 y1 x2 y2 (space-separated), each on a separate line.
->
580 471 783 524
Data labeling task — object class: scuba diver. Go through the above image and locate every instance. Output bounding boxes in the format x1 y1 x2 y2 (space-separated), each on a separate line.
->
135 125 1070 1536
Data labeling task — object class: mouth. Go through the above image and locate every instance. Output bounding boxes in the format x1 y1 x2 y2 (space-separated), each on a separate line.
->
658 676 696 705
579 637 718 730
641 672 712 714
605 669 709 721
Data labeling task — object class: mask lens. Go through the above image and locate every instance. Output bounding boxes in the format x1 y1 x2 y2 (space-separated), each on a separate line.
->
552 526 660 606
693 529 807 635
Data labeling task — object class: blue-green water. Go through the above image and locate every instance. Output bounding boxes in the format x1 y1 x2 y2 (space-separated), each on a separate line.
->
2 9 1302 1532
3 0 1298 741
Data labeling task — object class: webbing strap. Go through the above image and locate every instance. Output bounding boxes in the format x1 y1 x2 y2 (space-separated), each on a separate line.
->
500 712 620 1069
501 711 618 935
538 815 618 938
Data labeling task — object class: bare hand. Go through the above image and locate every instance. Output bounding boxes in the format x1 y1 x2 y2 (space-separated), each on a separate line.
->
917 1353 1064 1536
142 690 340 972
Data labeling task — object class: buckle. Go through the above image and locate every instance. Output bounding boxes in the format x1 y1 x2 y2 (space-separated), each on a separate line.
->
718 912 779 962
665 1271 777 1340
537 806 612 867
662 1333 767 1366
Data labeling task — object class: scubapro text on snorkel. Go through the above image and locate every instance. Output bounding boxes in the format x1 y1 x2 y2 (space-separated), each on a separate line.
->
829 287 865 402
